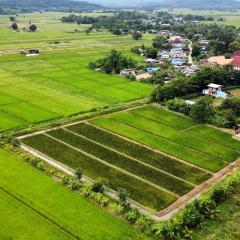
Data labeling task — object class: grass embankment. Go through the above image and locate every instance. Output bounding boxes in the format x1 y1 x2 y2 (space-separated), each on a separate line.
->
0 149 146 240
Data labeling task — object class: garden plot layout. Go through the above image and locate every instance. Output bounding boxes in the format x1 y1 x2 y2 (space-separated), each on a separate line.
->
0 50 152 133
21 106 240 211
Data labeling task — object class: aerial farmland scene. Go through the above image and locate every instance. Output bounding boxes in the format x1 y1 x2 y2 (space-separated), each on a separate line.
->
1 0 240 239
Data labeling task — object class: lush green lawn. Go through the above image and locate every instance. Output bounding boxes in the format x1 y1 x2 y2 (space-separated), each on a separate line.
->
91 106 240 172
0 149 146 240
193 194 240 240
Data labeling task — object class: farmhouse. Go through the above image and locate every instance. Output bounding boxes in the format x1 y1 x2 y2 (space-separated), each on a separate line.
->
235 124 240 136
203 83 228 99
207 56 232 66
169 36 183 44
147 67 160 73
171 57 185 66
136 73 151 81
120 68 137 77
207 52 240 70
159 52 170 59
231 51 240 70
170 47 187 58
160 30 172 35
20 49 40 56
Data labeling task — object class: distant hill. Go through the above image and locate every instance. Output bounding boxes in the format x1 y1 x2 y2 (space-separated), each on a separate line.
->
0 0 103 12
146 0 240 10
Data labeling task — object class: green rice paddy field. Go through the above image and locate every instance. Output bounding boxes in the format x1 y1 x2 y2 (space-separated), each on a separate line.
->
22 106 240 210
0 149 145 240
0 13 154 133
171 9 240 27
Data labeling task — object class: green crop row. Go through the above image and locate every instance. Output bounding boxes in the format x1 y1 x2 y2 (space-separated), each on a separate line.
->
48 129 193 195
185 125 240 154
109 112 239 162
130 106 196 130
22 134 177 210
91 118 227 172
67 123 211 184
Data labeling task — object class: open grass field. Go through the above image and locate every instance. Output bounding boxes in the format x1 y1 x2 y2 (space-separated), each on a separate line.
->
0 149 145 240
91 106 240 172
0 12 154 133
23 105 226 211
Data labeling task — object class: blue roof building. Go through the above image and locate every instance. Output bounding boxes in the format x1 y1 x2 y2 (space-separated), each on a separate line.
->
171 58 184 65
146 67 160 73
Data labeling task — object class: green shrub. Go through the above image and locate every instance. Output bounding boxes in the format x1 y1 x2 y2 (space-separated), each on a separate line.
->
124 208 140 224
61 175 70 185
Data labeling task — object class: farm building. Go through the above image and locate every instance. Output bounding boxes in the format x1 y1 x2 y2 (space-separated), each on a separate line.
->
203 83 228 99
169 36 183 44
231 51 240 71
159 52 170 59
147 67 160 73
136 73 151 81
120 69 137 77
207 56 232 66
171 57 185 66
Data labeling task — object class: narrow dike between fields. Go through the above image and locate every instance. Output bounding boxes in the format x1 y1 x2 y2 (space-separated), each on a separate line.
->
44 133 180 198
86 122 212 175
63 127 196 188
0 185 81 240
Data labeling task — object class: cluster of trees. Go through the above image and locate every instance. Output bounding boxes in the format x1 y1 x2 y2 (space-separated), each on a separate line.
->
62 12 158 35
9 16 37 32
61 14 98 24
182 14 223 22
89 50 137 74
151 65 240 102
166 95 240 128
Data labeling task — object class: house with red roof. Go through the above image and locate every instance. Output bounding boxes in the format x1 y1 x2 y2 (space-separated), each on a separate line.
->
231 51 240 71
207 51 240 71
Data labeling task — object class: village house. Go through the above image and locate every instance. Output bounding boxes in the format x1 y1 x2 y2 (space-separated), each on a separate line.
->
159 30 172 35
136 73 151 81
146 67 160 73
207 56 233 66
169 36 183 44
203 83 228 99
235 123 240 136
231 51 240 70
120 68 137 77
20 49 40 56
170 47 187 58
171 57 185 66
145 58 157 64
159 52 170 59
207 52 240 70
